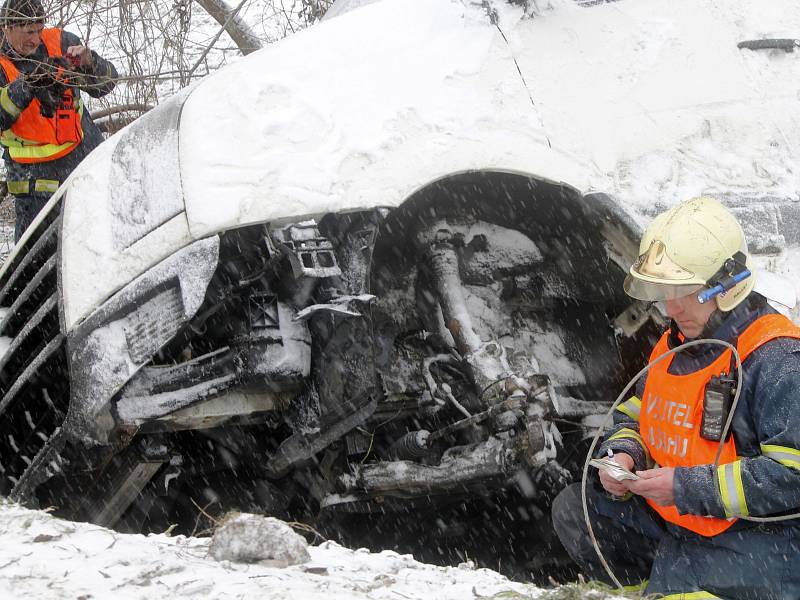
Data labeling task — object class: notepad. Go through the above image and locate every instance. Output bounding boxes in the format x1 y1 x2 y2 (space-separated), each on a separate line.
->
589 457 640 481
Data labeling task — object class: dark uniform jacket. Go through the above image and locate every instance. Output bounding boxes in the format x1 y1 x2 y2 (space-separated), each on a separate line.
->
600 294 800 528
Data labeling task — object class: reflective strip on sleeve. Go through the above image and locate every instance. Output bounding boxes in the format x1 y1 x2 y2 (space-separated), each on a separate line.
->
0 86 21 118
615 395 641 421
761 444 800 470
659 592 721 599
33 179 59 193
7 180 29 195
0 128 24 147
717 460 749 518
608 427 645 448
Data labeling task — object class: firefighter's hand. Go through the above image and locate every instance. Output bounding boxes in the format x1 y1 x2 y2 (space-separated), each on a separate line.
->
24 59 59 88
65 45 94 69
627 467 675 506
598 452 634 497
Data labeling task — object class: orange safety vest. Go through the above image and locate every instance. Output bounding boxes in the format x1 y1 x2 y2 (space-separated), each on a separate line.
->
640 313 800 537
0 28 83 163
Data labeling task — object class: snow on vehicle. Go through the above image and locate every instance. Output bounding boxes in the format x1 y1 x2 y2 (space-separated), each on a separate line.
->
0 0 798 574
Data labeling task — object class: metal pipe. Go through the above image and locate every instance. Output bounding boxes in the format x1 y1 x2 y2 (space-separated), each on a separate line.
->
427 241 482 355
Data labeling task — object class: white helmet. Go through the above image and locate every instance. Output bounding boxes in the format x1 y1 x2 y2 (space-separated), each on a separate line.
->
623 197 755 312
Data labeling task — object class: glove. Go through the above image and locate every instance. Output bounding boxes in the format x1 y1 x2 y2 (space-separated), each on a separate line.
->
34 83 66 118
24 58 60 89
24 59 68 118
6 76 34 112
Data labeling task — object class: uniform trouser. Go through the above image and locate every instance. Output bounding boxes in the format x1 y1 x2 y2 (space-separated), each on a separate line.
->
552 482 800 599
13 194 50 243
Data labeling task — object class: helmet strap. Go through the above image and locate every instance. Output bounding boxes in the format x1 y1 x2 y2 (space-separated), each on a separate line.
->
667 319 684 347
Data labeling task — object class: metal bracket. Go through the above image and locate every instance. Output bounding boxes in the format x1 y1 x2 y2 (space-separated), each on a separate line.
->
274 221 342 279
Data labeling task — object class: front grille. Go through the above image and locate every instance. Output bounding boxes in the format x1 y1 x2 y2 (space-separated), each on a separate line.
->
124 286 184 364
0 199 68 495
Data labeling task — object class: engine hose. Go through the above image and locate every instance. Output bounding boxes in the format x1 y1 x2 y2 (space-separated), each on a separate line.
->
581 337 800 590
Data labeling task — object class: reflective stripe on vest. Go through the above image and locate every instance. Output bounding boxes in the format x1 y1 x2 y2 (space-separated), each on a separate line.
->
0 28 84 163
640 313 800 537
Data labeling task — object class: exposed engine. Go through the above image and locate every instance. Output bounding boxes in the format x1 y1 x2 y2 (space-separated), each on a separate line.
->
0 171 665 576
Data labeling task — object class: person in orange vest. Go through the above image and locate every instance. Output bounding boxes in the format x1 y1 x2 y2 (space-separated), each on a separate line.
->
0 0 117 242
552 197 800 599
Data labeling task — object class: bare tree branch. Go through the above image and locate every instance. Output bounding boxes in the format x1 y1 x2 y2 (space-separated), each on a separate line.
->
192 0 262 55
90 103 154 120
36 0 331 131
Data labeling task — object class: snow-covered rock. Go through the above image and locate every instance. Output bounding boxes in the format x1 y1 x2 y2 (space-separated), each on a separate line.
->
208 513 310 566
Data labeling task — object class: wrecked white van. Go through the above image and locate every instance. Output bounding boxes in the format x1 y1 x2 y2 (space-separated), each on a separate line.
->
0 0 797 570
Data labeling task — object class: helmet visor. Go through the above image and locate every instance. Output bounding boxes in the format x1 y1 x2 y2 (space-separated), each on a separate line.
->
623 239 706 301
623 274 705 302
633 239 697 281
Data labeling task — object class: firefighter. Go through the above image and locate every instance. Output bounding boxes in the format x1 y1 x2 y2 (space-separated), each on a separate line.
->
552 197 800 599
0 0 117 241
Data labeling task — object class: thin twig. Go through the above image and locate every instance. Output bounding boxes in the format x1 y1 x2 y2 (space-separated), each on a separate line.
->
186 0 249 79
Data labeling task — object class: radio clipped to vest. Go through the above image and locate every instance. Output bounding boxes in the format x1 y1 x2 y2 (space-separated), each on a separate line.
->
54 90 80 145
700 373 736 442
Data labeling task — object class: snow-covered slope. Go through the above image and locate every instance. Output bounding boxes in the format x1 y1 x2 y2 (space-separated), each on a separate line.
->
0 503 549 600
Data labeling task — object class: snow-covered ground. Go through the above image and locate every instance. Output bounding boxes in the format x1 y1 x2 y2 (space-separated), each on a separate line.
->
0 502 562 600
